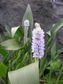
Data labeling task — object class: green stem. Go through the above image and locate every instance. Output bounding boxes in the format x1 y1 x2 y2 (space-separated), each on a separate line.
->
48 62 52 84
35 58 38 62
24 26 28 44
48 69 52 84
39 59 40 68
34 58 36 62
6 69 8 84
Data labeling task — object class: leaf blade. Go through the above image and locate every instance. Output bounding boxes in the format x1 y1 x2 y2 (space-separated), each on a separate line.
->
0 39 21 50
8 62 39 84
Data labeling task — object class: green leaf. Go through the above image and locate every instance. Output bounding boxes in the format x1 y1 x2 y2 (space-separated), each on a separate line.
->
51 19 63 37
40 57 47 77
51 41 56 58
5 25 11 37
22 4 33 40
0 39 21 50
57 48 63 55
49 59 61 71
46 31 51 37
8 62 39 84
14 26 24 40
11 26 19 37
16 52 30 69
55 48 63 59
11 26 24 41
22 4 33 29
47 19 63 42
0 46 9 57
46 19 63 55
0 62 8 77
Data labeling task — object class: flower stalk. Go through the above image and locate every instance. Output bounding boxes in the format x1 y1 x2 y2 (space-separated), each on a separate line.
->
24 20 30 44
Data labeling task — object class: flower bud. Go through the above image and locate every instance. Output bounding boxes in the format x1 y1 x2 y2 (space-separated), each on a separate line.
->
24 19 30 27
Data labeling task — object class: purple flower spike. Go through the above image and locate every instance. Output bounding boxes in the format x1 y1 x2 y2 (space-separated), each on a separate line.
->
32 23 45 59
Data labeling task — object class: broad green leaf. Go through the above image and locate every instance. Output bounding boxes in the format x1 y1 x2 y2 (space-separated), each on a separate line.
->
0 46 9 57
0 39 21 50
0 62 8 77
8 62 39 84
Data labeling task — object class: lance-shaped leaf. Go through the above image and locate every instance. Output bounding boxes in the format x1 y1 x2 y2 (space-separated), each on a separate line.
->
51 41 56 58
22 4 33 29
46 19 63 52
22 4 33 40
8 62 39 84
0 39 21 50
51 19 63 37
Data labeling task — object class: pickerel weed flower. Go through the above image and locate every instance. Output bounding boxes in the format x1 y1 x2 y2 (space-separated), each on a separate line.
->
24 19 30 27
32 23 45 59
